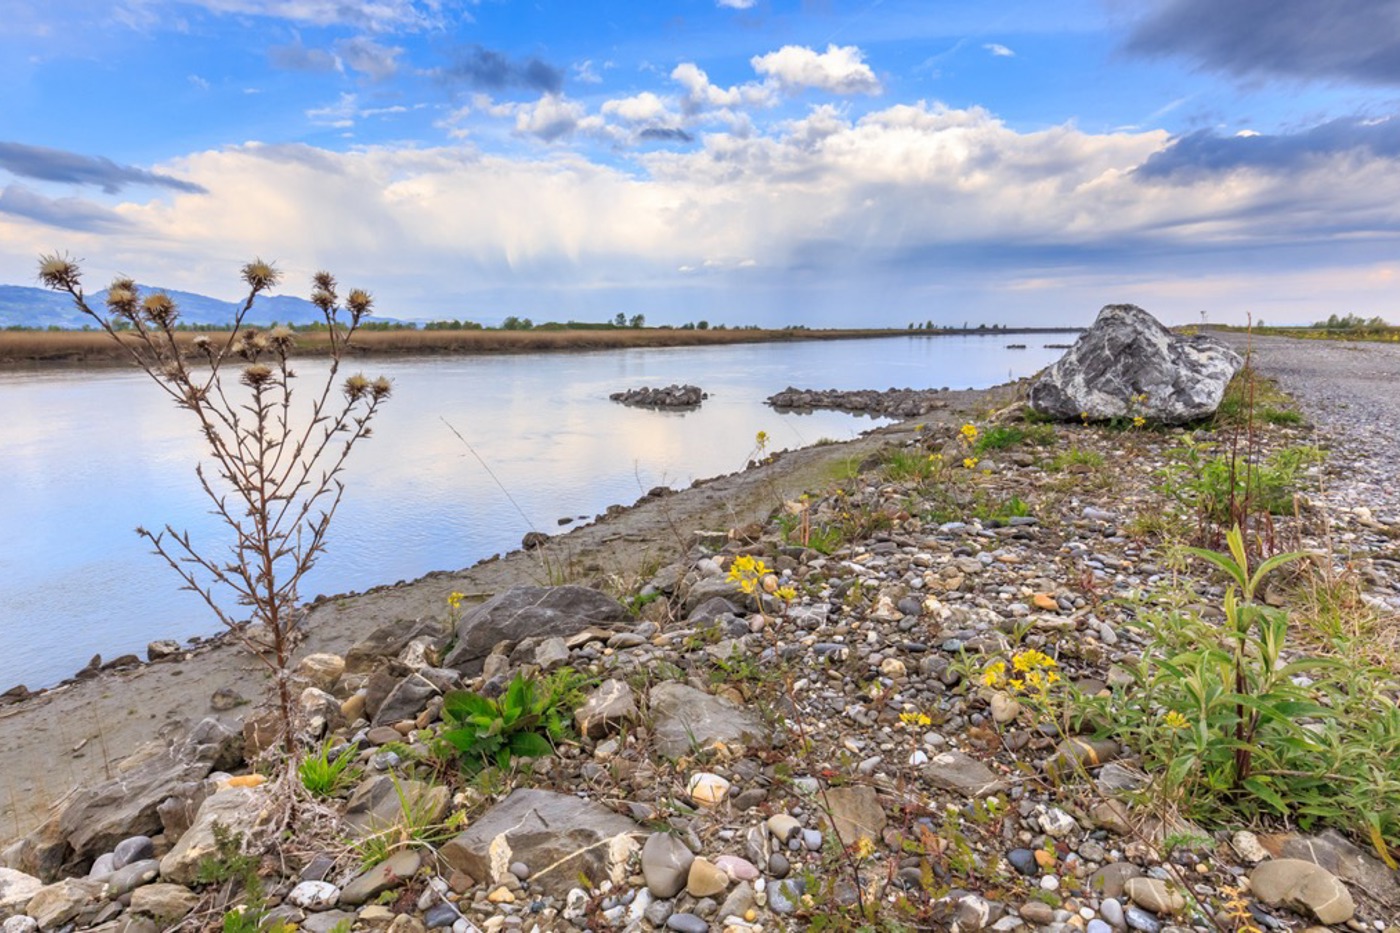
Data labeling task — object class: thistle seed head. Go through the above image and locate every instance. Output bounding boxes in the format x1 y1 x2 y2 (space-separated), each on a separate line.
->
241 363 274 389
371 376 391 400
343 372 369 401
38 254 81 291
269 325 296 351
313 271 336 294
241 258 280 293
346 289 373 319
142 292 178 327
311 289 335 314
106 278 139 319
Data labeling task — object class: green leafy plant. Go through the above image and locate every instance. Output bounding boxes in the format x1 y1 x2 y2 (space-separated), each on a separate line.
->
1077 527 1400 864
437 673 573 772
298 740 363 798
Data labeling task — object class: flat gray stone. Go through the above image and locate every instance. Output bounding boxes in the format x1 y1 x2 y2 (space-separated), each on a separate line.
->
105 859 160 897
128 883 200 921
648 682 769 759
158 787 265 885
821 785 887 847
342 776 448 839
0 869 42 920
439 789 640 896
922 750 1006 798
641 832 694 899
24 878 104 929
1281 828 1400 908
575 679 637 740
339 850 421 906
443 585 627 674
1249 858 1355 925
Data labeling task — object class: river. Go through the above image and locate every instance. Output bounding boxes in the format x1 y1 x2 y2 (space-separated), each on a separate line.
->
1 334 1065 689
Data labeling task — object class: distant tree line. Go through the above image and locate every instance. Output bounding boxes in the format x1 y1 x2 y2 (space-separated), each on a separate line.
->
1311 313 1392 330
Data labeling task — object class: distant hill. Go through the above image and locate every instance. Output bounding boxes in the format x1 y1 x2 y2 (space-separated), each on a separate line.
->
0 284 341 330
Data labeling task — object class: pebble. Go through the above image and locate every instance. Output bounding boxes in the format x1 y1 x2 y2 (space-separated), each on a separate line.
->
1125 906 1162 933
1008 848 1039 876
287 880 340 911
666 914 709 933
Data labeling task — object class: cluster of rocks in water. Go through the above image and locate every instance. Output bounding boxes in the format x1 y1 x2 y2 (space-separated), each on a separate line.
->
610 386 708 410
3 401 1398 933
766 387 949 418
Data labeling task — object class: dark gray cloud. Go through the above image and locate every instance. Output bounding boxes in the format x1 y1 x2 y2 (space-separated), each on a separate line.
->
0 142 207 194
1127 0 1400 85
268 40 338 72
639 127 695 143
0 184 130 231
1137 115 1400 179
438 45 564 94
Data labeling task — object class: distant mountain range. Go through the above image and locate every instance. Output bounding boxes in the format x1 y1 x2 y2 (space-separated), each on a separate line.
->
0 284 345 329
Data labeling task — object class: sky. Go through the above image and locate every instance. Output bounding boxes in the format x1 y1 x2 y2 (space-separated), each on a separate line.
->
3 0 1400 327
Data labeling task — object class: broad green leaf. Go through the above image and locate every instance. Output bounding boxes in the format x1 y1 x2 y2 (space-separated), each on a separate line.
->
1242 776 1289 815
508 731 554 758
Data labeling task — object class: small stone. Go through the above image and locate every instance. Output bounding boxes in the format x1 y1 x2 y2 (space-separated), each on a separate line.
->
423 904 459 929
1020 901 1056 924
487 886 515 903
801 828 823 851
989 692 1020 724
3 918 38 933
714 855 760 881
1034 848 1056 869
767 852 790 878
687 858 730 898
1124 906 1161 933
769 878 805 915
288 880 341 911
1007 848 1039 876
1124 877 1186 915
112 835 155 870
1232 830 1269 863
128 882 200 919
766 814 802 843
105 858 161 897
667 914 709 933
1087 920 1113 933
1100 897 1125 928
1032 593 1058 611
688 772 731 808
1088 863 1143 900
879 657 907 677
1039 807 1078 838
642 832 694 898
340 850 422 906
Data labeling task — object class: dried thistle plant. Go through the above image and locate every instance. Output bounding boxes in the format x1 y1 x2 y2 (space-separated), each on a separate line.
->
38 253 390 769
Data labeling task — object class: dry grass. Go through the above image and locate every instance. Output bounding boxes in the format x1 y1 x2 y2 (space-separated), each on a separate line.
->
0 326 904 365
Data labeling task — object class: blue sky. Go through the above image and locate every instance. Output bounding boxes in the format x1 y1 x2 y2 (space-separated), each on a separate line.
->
3 0 1400 327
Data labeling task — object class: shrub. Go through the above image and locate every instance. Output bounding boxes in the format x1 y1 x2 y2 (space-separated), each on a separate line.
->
436 673 575 772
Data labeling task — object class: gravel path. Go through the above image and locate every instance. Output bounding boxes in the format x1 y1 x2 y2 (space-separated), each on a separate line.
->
1222 333 1400 525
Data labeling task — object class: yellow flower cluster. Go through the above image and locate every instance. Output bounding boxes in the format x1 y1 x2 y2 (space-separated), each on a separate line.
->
1164 710 1190 730
726 555 769 595
900 710 933 728
963 456 979 470
852 837 877 860
447 591 465 612
984 650 1061 695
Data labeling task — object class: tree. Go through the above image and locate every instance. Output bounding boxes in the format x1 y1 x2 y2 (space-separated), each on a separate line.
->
613 312 627 327
629 313 646 328
696 320 710 330
39 255 390 777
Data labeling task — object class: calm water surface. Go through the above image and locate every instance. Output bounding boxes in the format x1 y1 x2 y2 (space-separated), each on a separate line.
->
0 335 1063 688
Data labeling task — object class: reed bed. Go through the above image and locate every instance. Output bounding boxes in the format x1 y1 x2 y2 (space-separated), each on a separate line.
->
0 326 905 365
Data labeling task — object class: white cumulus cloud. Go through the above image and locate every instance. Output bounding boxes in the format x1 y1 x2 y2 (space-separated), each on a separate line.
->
750 44 882 95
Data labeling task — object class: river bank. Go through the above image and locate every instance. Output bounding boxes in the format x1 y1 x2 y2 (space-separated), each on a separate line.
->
0 327 1085 367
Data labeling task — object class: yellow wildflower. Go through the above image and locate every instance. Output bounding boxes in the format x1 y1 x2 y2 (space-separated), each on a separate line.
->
1132 415 1146 428
1164 710 1190 730
982 661 1007 687
1009 678 1025 691
963 457 979 469
726 555 770 595
775 585 798 602
900 710 933 728
853 837 877 860
960 423 979 445
1012 649 1057 672
447 591 465 611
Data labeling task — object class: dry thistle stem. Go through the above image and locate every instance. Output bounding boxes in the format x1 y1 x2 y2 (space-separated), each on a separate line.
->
38 253 390 781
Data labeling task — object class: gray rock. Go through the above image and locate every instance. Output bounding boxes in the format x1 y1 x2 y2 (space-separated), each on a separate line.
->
287 880 340 911
768 877 805 915
575 679 637 740
156 779 215 845
1028 304 1242 424
648 681 769 758
302 909 357 933
439 789 640 896
641 832 693 898
372 671 446 726
0 869 42 920
23 878 104 929
296 652 346 691
104 859 160 897
343 776 448 839
22 718 241 878
665 913 709 933
111 836 154 870
1100 897 1125 928
1248 858 1355 925
87 853 116 882
1124 877 1186 915
682 576 748 613
422 903 459 929
345 619 443 674
1088 863 1143 900
146 640 181 661
611 384 707 409
128 883 200 921
922 750 1007 798
952 894 991 932
1124 905 1161 932
158 787 265 885
2 916 37 933
443 585 627 674
1280 828 1400 908
822 785 887 847
534 637 571 669
340 849 421 906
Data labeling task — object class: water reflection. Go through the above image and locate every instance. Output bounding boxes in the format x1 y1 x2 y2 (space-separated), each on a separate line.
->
0 335 1063 687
